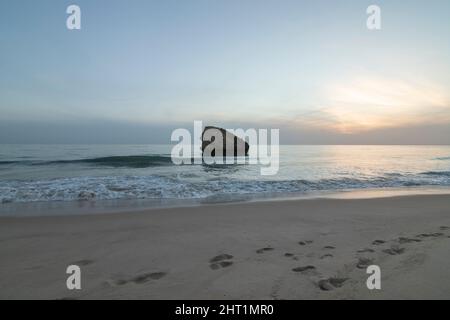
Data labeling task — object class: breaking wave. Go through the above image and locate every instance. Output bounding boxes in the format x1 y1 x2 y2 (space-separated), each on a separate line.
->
422 171 450 177
1 172 450 204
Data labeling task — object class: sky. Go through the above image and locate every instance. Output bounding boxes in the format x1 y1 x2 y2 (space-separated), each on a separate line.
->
1 0 450 144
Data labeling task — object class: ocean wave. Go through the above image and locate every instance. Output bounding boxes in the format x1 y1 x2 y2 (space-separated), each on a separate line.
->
1 173 449 204
0 155 176 168
422 171 450 177
0 161 18 165
433 156 450 160
49 155 175 168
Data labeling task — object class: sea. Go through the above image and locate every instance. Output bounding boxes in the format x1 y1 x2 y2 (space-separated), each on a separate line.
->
1 144 450 207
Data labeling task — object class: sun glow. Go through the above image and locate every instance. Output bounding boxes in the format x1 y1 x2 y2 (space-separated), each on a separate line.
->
297 77 450 134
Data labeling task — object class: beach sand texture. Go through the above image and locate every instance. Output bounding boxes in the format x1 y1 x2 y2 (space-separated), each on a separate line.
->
1 194 450 300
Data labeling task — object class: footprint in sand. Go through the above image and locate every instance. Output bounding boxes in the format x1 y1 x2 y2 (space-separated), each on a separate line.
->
383 246 405 256
284 253 298 260
132 272 167 284
372 240 386 246
71 259 94 266
398 237 421 244
292 265 317 275
298 240 313 246
357 248 375 253
109 272 167 286
356 257 374 269
318 277 349 291
284 253 299 260
320 254 333 260
439 226 449 231
256 247 275 254
209 254 234 270
323 246 336 250
417 232 444 238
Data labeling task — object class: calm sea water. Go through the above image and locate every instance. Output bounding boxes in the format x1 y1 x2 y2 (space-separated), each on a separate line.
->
0 144 450 204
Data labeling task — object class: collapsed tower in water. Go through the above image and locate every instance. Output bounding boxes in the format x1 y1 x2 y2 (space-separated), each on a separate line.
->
201 126 250 157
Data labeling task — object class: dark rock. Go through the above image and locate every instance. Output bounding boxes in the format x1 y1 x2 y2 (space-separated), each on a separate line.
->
202 126 249 157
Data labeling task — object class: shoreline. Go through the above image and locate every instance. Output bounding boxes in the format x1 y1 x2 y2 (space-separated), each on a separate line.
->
1 186 450 217
1 194 450 299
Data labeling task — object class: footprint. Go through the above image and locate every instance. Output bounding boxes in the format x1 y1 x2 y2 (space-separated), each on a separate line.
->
270 277 283 300
357 248 375 253
284 253 294 258
328 277 348 288
440 226 449 231
71 259 94 266
210 254 233 263
318 280 334 291
372 240 386 245
323 246 336 250
318 277 349 291
298 240 313 246
292 265 316 273
417 233 444 238
398 237 421 244
383 246 405 256
209 254 234 270
210 261 234 270
356 257 374 269
110 279 128 286
108 272 167 286
256 247 274 254
131 272 167 284
320 254 333 259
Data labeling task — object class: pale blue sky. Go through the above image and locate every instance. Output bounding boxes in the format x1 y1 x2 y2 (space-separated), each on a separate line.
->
1 0 450 143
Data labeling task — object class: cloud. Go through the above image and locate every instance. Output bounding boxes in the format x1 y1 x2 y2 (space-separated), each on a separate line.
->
292 77 450 134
